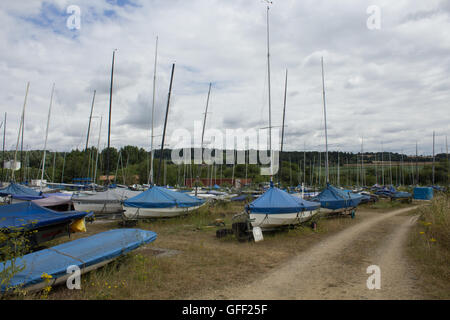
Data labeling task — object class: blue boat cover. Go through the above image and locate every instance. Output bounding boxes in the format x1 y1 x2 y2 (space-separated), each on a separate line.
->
0 183 43 200
0 228 157 292
391 191 412 199
43 192 72 198
246 186 320 214
312 184 363 210
413 187 433 200
123 186 204 209
213 184 220 189
0 202 88 231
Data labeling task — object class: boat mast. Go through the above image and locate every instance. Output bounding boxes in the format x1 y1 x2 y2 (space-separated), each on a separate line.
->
200 82 212 187
446 135 449 186
85 90 96 151
51 152 56 182
432 131 435 185
337 150 340 187
381 142 384 185
416 141 419 185
321 57 329 184
61 151 66 183
389 151 393 185
94 115 103 188
156 63 175 185
149 36 158 185
40 83 55 191
106 49 117 185
85 90 96 183
20 85 26 182
265 1 273 181
361 136 364 187
2 112 6 182
13 82 29 182
279 69 288 186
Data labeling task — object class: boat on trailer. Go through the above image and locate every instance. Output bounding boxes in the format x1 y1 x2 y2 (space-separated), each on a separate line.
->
244 182 320 230
0 228 157 293
71 188 141 215
0 202 89 247
122 185 205 218
0 182 43 204
311 183 363 216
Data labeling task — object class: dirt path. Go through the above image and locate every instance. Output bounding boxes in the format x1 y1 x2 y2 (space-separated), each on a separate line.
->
199 206 423 300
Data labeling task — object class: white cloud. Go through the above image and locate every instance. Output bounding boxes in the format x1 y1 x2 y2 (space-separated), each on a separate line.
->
0 0 449 156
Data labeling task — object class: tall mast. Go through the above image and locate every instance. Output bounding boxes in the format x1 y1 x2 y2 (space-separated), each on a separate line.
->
201 83 212 189
361 136 364 186
321 57 329 184
381 142 384 185
149 36 158 185
94 116 103 188
61 151 66 183
2 112 6 182
85 90 96 182
265 2 273 180
389 151 393 185
337 150 340 186
20 84 27 182
51 151 56 182
446 135 449 186
106 49 117 185
40 83 55 191
432 131 435 185
85 90 96 151
303 145 306 186
13 82 29 182
279 69 288 185
201 83 212 154
416 141 419 185
156 63 175 185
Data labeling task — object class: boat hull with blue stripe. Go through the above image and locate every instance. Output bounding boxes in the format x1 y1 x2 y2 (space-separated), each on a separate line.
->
0 229 157 293
123 186 205 218
245 185 320 230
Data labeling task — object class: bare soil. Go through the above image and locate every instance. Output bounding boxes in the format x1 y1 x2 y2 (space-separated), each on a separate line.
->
197 206 424 299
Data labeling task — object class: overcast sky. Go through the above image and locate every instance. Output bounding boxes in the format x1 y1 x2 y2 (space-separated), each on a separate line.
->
0 0 449 156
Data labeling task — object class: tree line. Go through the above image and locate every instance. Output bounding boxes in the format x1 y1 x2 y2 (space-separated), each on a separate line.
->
1 147 448 187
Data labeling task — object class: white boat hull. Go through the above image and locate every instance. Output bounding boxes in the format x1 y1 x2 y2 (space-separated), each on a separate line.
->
250 209 319 229
72 201 123 214
318 207 355 215
123 203 205 219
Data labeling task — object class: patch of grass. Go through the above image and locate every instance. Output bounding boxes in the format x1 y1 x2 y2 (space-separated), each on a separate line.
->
361 199 413 212
407 195 450 299
7 201 397 299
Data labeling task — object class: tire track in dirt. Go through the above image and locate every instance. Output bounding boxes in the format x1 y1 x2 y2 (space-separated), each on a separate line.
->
197 206 422 300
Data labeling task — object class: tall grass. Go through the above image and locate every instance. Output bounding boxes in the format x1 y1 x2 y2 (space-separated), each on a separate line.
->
407 194 450 299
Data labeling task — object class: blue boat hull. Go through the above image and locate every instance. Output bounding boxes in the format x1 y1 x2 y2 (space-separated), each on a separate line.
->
0 228 157 292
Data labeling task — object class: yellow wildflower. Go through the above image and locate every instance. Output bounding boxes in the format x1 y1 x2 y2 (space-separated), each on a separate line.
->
41 273 53 280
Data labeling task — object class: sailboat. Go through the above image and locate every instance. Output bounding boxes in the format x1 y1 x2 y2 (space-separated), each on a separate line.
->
122 63 206 218
240 3 320 230
311 58 362 215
